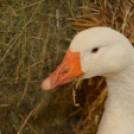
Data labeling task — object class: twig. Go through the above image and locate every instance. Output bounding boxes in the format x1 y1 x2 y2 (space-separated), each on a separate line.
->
17 110 33 134
19 114 37 134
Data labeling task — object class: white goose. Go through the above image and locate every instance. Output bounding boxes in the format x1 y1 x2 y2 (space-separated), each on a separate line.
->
41 27 134 134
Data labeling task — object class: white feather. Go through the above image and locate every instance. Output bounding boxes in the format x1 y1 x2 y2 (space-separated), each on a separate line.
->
70 27 134 134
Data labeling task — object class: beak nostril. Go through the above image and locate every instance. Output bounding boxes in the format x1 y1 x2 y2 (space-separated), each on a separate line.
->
59 65 70 76
61 69 69 76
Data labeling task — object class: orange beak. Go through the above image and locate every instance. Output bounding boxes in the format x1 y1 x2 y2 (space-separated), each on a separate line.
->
41 48 83 90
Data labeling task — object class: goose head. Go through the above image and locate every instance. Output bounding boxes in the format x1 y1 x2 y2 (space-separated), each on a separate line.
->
41 27 134 90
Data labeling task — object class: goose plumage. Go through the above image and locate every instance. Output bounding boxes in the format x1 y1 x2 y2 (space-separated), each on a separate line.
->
41 27 134 134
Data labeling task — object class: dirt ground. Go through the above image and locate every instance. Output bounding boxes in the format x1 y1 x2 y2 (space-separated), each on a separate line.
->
0 0 134 134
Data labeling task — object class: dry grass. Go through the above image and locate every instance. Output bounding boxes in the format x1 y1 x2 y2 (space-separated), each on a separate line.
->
69 1 134 134
0 0 74 133
71 1 134 43
0 0 134 134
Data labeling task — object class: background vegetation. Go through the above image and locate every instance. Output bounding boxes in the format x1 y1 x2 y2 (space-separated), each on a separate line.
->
0 0 134 134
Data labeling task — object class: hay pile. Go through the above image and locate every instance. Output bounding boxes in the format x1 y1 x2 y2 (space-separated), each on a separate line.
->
69 1 134 134
0 0 134 134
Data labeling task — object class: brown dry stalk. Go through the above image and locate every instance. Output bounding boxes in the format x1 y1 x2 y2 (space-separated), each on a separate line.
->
17 110 34 134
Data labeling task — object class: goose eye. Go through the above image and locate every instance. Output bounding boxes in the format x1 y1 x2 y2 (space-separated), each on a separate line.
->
91 47 99 53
